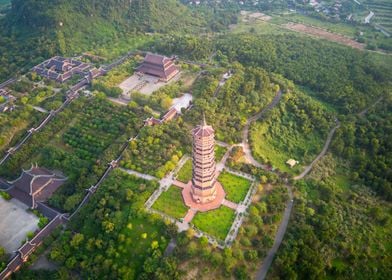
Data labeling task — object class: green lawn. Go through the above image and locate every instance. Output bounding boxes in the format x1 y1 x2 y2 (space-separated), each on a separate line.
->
176 159 192 183
215 145 227 162
152 186 189 219
192 206 236 241
218 171 252 203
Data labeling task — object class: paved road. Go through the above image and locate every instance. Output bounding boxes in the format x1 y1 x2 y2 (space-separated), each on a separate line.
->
256 185 294 280
164 238 177 256
0 78 16 89
294 121 340 180
242 91 283 169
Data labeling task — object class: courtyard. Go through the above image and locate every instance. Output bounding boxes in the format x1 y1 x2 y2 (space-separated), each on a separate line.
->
0 197 39 253
118 72 181 97
147 143 255 245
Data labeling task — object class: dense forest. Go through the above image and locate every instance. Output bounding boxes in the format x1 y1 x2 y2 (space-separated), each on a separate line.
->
332 98 392 201
0 0 237 81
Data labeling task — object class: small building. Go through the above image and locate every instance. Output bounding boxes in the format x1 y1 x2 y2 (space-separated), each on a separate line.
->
286 159 299 168
7 165 67 209
136 53 179 82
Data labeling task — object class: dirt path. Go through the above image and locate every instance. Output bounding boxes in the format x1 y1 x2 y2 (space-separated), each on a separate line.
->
283 23 365 50
358 96 383 117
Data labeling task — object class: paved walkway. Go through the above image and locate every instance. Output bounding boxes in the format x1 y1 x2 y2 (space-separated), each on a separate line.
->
222 199 238 210
183 208 198 223
32 106 48 113
119 168 157 181
256 186 293 280
172 180 189 189
164 238 177 257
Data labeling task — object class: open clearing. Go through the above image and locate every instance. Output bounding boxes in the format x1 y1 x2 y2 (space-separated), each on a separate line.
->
0 197 39 253
283 23 365 50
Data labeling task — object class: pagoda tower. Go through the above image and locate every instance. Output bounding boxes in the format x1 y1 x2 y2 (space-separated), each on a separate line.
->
191 116 218 204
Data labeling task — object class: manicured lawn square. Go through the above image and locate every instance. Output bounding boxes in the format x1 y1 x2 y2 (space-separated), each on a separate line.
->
218 171 252 203
176 159 192 183
192 206 236 241
152 186 188 219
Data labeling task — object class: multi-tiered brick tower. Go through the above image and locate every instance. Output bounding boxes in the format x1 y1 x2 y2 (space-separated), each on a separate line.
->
191 116 218 204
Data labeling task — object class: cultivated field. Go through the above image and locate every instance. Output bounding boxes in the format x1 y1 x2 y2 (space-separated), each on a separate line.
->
283 23 365 50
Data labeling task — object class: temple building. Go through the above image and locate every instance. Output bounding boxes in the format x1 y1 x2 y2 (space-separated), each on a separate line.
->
7 165 67 209
136 53 179 82
33 56 92 83
191 116 219 204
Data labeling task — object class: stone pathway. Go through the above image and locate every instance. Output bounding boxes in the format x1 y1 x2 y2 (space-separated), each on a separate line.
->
119 168 157 181
222 199 238 210
183 209 198 223
172 180 189 189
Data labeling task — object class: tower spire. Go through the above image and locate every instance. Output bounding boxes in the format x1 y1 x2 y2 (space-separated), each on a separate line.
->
202 112 207 126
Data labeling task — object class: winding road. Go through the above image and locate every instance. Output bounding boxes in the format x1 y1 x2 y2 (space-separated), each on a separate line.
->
242 90 283 169
293 121 340 180
256 185 294 280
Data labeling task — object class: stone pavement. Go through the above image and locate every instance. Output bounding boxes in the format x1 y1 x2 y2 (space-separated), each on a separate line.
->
179 181 226 212
222 199 238 210
183 208 198 223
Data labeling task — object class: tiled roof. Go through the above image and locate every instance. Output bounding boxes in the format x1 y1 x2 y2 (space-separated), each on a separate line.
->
193 125 214 137
9 166 66 208
137 53 179 80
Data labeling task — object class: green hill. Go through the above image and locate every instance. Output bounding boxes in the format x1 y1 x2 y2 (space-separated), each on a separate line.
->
0 0 217 81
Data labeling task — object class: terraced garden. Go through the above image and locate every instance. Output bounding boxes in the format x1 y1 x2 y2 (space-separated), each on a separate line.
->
364 0 392 33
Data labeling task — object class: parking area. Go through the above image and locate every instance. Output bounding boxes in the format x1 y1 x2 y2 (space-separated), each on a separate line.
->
0 197 39 253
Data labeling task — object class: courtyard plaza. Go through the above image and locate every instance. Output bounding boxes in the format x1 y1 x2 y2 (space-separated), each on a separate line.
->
0 197 39 253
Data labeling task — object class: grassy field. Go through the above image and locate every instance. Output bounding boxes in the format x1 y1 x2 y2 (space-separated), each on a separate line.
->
152 186 189 219
250 120 320 174
230 19 292 35
218 171 252 203
192 206 236 241
176 159 192 183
